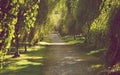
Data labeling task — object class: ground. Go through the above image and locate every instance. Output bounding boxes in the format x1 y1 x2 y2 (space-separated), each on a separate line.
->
0 33 104 75
42 33 103 75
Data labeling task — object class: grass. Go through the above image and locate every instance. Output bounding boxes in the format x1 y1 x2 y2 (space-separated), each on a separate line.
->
62 36 85 45
62 35 106 57
37 35 51 45
62 35 107 69
0 45 46 75
86 48 107 56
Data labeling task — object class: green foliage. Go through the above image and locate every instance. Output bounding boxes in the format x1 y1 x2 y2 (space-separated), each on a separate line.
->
89 0 120 48
29 0 59 44
62 36 85 44
23 0 39 32
15 0 40 45
0 0 40 68
54 0 120 67
0 0 19 68
56 0 102 36
0 0 120 70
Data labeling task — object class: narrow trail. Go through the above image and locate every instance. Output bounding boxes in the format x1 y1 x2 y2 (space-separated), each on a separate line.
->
42 33 102 75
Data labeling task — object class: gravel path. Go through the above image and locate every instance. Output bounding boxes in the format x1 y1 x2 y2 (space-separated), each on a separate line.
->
42 33 101 75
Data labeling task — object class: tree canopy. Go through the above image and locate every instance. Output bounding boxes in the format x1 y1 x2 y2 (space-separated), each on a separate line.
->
0 0 120 72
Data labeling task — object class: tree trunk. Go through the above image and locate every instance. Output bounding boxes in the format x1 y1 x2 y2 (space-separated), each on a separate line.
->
73 34 76 40
12 34 20 58
24 43 27 53
106 8 120 67
84 24 91 44
12 8 24 58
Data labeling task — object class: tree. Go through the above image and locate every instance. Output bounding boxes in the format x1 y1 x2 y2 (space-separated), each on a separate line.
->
29 0 48 44
0 0 19 68
12 0 40 58
106 7 120 67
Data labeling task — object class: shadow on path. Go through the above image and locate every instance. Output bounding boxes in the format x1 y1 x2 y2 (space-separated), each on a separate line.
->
42 33 102 75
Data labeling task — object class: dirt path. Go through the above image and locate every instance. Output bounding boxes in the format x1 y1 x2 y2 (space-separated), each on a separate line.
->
42 33 102 75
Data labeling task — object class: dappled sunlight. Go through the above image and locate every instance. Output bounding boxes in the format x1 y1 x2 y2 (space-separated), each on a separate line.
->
0 45 46 75
19 46 45 51
1 0 115 74
8 54 43 60
90 64 102 69
62 55 100 64
44 43 69 45
64 56 85 62
15 60 42 66
38 42 50 45
39 42 69 46
87 50 100 55
110 63 120 72
62 35 85 45
67 40 84 44
86 48 106 57
39 33 71 45
61 56 86 65
7 64 27 71
2 53 44 74
5 53 44 70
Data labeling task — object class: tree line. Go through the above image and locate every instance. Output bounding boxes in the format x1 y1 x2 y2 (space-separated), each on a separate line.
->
0 0 120 69
0 0 58 68
51 0 120 67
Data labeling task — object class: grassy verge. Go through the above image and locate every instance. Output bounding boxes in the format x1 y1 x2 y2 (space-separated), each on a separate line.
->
0 46 46 75
62 36 107 73
62 35 107 59
37 35 51 45
62 36 85 45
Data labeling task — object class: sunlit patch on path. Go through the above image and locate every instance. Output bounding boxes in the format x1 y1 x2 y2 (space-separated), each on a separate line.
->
39 42 69 46
38 33 70 46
